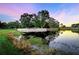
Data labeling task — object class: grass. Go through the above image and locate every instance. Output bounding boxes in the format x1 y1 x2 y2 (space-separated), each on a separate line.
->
0 29 47 54
28 36 44 46
0 29 22 54
0 29 21 36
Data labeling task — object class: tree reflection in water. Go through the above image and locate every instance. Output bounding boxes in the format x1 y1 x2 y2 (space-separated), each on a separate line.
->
45 31 60 44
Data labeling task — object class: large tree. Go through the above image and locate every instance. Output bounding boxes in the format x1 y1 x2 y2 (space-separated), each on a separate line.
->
20 13 35 28
20 10 59 28
31 10 50 28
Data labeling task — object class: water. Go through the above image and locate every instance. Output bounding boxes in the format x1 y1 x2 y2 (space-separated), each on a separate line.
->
49 30 79 54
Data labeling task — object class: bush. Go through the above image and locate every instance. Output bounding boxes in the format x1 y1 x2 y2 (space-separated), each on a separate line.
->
28 36 44 46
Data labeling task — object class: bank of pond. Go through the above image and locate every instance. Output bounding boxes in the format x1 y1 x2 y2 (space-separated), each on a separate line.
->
0 29 79 55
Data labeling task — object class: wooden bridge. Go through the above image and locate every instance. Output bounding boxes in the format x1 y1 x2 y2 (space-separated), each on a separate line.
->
17 28 59 33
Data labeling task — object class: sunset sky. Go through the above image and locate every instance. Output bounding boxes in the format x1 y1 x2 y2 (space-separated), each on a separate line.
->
0 3 79 26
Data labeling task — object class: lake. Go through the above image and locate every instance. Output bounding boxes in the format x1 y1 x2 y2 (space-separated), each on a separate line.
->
49 30 79 54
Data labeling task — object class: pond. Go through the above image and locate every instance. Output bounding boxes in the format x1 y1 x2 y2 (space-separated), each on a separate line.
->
49 30 79 54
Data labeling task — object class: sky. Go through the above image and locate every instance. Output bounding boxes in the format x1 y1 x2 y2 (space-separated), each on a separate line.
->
0 3 79 27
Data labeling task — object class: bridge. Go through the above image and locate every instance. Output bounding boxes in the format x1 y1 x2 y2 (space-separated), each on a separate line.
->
17 28 59 43
17 28 59 33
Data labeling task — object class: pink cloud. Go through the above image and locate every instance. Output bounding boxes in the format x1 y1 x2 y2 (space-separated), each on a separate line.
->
0 4 37 20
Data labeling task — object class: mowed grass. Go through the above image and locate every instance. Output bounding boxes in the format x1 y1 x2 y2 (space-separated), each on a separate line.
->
0 29 22 55
0 29 21 36
0 29 21 42
0 29 46 54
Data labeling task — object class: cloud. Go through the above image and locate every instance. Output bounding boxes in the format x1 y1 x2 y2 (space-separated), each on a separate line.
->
0 3 37 20
50 8 79 26
0 14 17 22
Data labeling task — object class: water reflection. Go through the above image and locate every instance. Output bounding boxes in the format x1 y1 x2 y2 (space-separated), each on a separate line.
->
49 30 79 54
45 31 59 44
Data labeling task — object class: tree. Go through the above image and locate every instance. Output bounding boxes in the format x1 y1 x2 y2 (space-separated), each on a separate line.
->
38 10 49 21
37 10 59 28
0 21 7 29
71 23 79 28
48 18 59 28
20 13 35 28
7 21 20 29
19 10 59 28
31 10 50 28
31 18 46 28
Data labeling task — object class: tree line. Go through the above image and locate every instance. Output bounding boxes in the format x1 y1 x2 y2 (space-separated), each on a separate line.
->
0 21 20 29
71 23 79 28
0 10 59 29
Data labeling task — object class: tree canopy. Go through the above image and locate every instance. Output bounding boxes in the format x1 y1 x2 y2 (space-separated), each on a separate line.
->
20 10 59 28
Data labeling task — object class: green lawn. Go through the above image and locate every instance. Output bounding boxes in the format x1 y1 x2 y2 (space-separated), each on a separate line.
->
0 29 22 55
0 29 21 36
